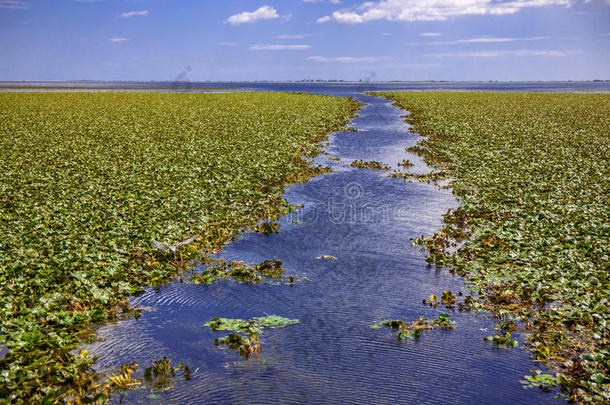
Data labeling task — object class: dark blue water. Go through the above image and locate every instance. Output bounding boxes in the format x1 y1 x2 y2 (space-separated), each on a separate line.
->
1 80 609 94
82 90 564 404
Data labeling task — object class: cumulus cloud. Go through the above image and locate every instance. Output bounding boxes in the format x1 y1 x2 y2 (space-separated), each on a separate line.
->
0 0 30 9
316 15 332 23
226 5 280 25
120 10 148 18
319 0 573 23
307 56 380 63
109 37 129 42
249 44 311 50
427 49 567 57
420 32 443 37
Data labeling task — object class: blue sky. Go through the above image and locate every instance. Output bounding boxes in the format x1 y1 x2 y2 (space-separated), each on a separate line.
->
0 0 608 81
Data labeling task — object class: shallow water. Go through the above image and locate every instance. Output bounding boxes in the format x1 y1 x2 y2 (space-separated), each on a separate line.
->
85 93 562 404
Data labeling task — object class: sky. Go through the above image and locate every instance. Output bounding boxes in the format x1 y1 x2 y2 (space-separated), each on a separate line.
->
0 0 609 81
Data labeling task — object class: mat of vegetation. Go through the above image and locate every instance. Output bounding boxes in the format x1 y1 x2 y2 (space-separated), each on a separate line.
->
374 91 609 403
0 86 238 90
0 91 359 402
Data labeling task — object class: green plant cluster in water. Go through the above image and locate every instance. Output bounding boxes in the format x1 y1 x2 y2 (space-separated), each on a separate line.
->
370 313 455 339
103 357 192 399
374 91 609 403
423 289 482 312
204 315 299 357
0 91 359 402
349 159 390 170
191 259 296 285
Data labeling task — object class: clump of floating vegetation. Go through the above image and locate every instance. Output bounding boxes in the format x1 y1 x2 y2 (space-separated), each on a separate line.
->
485 331 519 349
191 259 297 285
102 357 192 399
204 315 299 357
423 289 481 312
370 313 455 339
350 159 390 170
398 158 414 168
387 158 417 179
253 220 281 234
389 170 448 183
374 91 610 403
315 255 337 260
0 92 359 402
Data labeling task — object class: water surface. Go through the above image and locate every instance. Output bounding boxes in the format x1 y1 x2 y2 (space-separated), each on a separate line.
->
1 80 609 94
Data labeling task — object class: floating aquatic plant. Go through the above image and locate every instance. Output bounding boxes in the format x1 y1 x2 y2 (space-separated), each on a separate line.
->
370 313 455 340
315 255 337 260
375 90 610 403
105 364 141 392
350 159 390 170
398 158 414 168
0 91 359 402
102 357 192 398
521 369 560 392
253 220 281 234
204 315 299 357
388 170 448 183
190 259 295 285
484 332 518 349
143 357 191 392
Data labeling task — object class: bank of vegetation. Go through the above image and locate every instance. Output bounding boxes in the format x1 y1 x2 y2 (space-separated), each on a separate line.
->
374 91 609 403
0 92 359 402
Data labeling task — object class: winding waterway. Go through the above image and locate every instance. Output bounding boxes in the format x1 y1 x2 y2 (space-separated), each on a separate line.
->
85 92 562 404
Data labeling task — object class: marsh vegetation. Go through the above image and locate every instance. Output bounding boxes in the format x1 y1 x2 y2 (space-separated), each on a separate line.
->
375 91 609 403
0 91 359 402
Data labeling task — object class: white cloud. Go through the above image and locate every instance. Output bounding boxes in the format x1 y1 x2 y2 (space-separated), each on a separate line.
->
249 44 311 50
425 36 550 45
427 49 567 57
217 42 238 46
308 56 381 63
420 32 443 37
452 37 519 43
120 10 148 18
276 34 311 39
380 32 392 35
320 0 573 23
304 0 341 3
0 0 30 9
109 37 129 42
316 15 332 23
226 5 280 25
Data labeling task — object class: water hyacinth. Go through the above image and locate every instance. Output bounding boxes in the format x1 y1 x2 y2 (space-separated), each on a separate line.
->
204 315 299 357
0 91 359 402
370 313 455 340
374 91 609 403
